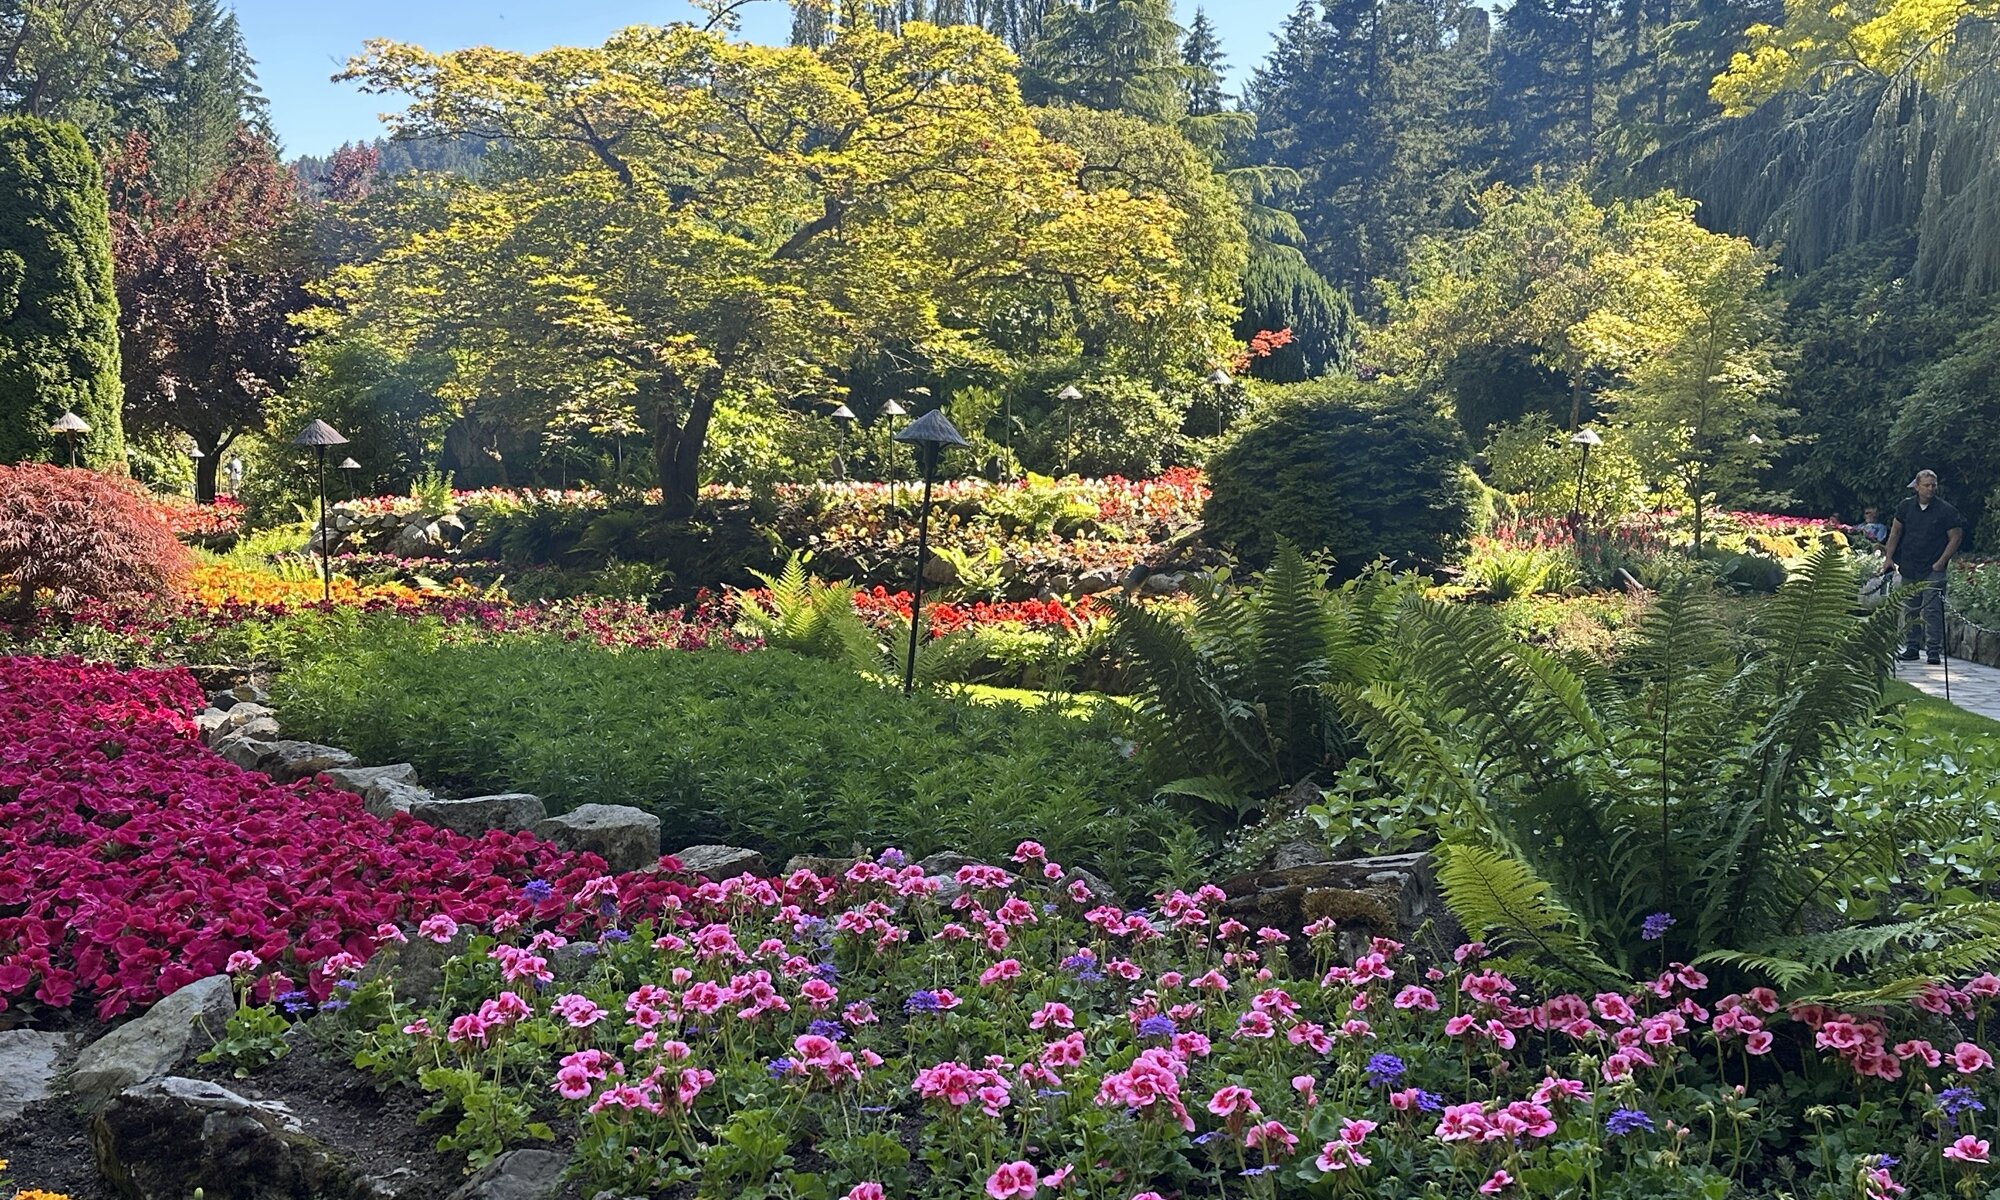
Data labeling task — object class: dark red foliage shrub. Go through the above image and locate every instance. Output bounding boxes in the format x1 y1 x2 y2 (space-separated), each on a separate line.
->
0 464 193 628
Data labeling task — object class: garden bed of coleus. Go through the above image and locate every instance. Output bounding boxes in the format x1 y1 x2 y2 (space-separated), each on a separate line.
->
0 656 700 1021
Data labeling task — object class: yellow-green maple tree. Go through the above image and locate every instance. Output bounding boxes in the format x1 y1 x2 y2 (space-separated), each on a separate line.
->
321 21 1236 516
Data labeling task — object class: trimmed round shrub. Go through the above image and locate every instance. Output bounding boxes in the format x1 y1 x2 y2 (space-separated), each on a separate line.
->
1203 379 1475 575
0 464 192 628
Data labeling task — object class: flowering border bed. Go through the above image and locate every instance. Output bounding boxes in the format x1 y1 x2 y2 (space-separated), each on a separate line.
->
285 842 2000 1199
0 656 693 1019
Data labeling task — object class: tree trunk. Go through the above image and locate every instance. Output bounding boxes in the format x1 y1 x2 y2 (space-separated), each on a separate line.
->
195 446 220 504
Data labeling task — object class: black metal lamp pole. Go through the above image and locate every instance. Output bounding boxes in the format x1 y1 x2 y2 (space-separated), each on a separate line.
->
893 409 970 695
1569 427 1601 557
293 420 350 604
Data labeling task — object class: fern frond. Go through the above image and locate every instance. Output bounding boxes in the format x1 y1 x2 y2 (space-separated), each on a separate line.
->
1436 844 1627 987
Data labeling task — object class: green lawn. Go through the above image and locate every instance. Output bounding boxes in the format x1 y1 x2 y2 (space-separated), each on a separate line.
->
1883 679 2000 740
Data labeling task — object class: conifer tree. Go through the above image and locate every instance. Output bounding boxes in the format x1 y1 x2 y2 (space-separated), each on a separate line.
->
1181 8 1228 117
0 116 124 467
1022 0 1188 123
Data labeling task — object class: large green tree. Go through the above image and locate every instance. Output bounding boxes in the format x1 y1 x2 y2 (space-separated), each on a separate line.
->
329 22 1235 518
1247 0 1499 302
0 115 123 466
0 0 191 130
1022 0 1188 123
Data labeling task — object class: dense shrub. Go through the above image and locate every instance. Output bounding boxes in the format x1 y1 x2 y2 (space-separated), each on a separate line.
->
1203 378 1475 575
1889 307 2000 543
0 464 192 628
0 116 125 467
1481 414 1663 522
271 621 1175 889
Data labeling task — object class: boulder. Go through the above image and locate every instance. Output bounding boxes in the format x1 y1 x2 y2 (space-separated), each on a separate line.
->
322 763 420 800
670 844 767 879
196 707 233 743
1073 566 1123 596
784 853 859 878
1139 571 1189 597
361 778 434 820
263 740 359 782
213 716 282 749
92 1076 380 1200
71 974 235 1110
223 701 276 727
215 735 278 771
0 1029 66 1122
408 793 547 837
226 684 271 706
1216 852 1441 960
444 1149 567 1200
359 929 473 1008
534 805 661 873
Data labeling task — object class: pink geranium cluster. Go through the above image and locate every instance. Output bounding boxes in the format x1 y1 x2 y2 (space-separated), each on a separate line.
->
0 655 695 1018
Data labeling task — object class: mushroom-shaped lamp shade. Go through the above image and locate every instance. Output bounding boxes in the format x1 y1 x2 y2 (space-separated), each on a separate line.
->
881 398 908 418
49 411 90 435
1055 385 1083 402
187 446 206 459
893 409 970 450
292 419 349 447
337 457 361 470
1205 368 1233 387
830 404 857 422
1746 432 1765 445
1569 427 1604 448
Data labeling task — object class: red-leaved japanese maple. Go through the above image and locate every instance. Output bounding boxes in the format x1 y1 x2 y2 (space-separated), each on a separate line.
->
0 464 193 630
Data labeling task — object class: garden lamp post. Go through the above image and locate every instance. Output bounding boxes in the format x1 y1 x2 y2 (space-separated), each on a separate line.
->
1206 368 1233 438
292 419 350 603
338 456 361 500
186 445 205 499
893 409 970 695
1055 384 1082 474
830 403 857 480
49 411 89 467
880 398 908 508
1568 427 1603 520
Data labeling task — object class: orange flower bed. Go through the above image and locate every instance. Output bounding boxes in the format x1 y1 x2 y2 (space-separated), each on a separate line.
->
179 562 449 610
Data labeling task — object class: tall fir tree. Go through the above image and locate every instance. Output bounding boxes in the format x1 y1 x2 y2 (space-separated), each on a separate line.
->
1180 8 1228 117
0 116 125 467
1248 0 1500 305
1022 0 1188 123
120 0 269 199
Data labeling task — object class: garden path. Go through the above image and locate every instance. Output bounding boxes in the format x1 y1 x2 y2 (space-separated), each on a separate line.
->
1892 655 2000 724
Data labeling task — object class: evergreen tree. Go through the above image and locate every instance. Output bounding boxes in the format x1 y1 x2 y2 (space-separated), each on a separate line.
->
1248 0 1500 303
0 0 191 132
1180 8 1228 117
1236 245 1354 380
1022 0 1188 123
121 0 269 199
0 116 124 467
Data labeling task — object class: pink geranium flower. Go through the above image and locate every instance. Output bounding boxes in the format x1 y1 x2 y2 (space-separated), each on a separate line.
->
985 1160 1039 1199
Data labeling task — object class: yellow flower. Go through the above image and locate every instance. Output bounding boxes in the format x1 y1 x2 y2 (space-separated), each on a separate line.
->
14 1189 77 1200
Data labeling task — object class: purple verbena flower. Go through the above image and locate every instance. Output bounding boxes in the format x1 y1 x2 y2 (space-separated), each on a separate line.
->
1606 1108 1656 1136
1640 912 1676 941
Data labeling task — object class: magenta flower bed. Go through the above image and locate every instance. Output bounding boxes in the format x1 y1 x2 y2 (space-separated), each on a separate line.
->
0 655 691 1019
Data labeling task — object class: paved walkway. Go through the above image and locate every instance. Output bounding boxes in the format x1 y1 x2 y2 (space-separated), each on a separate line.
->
1891 654 2000 725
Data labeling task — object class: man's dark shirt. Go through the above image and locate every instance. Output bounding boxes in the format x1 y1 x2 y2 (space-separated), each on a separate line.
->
1892 496 1966 572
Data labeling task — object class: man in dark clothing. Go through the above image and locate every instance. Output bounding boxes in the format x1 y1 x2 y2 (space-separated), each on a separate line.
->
1880 469 1966 664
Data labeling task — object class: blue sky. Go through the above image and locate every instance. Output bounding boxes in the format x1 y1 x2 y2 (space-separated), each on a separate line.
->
229 0 1300 157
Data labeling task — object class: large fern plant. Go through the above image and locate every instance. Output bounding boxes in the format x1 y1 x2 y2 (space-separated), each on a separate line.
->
731 552 988 689
1347 546 2000 997
1110 541 1396 822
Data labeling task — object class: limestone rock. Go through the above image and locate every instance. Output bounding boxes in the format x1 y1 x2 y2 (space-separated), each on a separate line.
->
261 740 359 782
214 717 282 750
196 707 233 743
92 1075 378 1200
444 1149 567 1200
671 844 767 879
362 778 434 820
71 974 235 1110
534 804 661 873
1139 571 1189 597
784 853 859 878
211 684 269 708
409 792 547 837
0 1029 66 1122
322 763 419 799
216 735 278 771
223 701 276 728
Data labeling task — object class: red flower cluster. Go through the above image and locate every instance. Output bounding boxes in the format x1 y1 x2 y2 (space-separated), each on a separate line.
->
0 656 693 1019
851 588 1105 637
152 495 245 539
